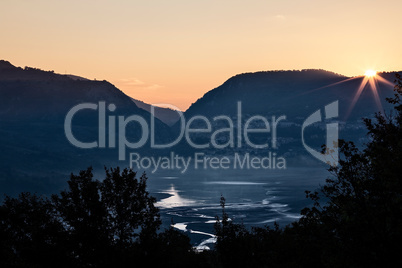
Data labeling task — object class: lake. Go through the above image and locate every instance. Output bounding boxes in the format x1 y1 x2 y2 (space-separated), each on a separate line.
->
145 166 330 250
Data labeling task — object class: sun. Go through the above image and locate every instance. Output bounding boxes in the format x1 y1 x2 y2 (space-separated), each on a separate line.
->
364 70 377 77
315 68 393 120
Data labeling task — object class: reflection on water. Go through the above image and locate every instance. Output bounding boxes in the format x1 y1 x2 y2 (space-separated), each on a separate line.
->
156 184 198 208
195 237 217 251
203 181 268 185
171 222 188 232
171 217 217 251
147 167 329 250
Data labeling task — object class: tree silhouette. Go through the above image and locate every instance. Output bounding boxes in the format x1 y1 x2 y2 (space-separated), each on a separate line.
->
0 192 69 267
297 74 402 266
52 167 111 266
101 167 160 247
213 75 402 267
0 167 170 267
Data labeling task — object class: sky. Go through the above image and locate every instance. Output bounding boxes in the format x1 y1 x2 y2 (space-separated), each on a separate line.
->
1 0 402 110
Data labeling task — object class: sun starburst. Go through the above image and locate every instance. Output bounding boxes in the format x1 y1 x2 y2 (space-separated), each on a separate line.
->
364 70 377 77
347 70 385 117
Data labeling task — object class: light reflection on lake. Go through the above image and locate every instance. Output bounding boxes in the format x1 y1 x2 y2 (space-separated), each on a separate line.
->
156 184 198 208
146 166 330 250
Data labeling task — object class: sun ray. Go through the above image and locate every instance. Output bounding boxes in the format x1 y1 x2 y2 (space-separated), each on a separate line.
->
369 76 383 113
289 70 391 120
345 71 392 118
346 76 369 118
297 76 362 97
376 74 395 87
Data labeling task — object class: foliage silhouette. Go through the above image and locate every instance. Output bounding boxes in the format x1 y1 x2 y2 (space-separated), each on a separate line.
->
0 167 197 267
213 75 402 267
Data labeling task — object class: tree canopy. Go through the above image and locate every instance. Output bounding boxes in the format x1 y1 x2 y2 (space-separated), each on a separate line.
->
213 74 402 267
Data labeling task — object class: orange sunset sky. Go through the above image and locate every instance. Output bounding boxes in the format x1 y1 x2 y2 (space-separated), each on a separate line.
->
1 0 402 110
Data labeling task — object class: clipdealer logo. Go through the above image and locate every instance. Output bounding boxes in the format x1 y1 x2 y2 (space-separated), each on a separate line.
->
64 101 339 172
302 101 339 167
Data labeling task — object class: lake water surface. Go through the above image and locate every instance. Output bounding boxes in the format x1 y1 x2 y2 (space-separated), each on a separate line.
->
145 166 330 250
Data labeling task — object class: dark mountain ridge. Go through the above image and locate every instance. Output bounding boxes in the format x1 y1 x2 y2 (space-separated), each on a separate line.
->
184 69 395 119
186 69 347 116
0 61 172 195
172 69 400 159
1 60 401 195
131 98 181 126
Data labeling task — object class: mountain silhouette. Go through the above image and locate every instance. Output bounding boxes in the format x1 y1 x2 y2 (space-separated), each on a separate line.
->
0 61 172 196
0 61 400 196
131 98 181 126
184 69 395 120
172 69 399 159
